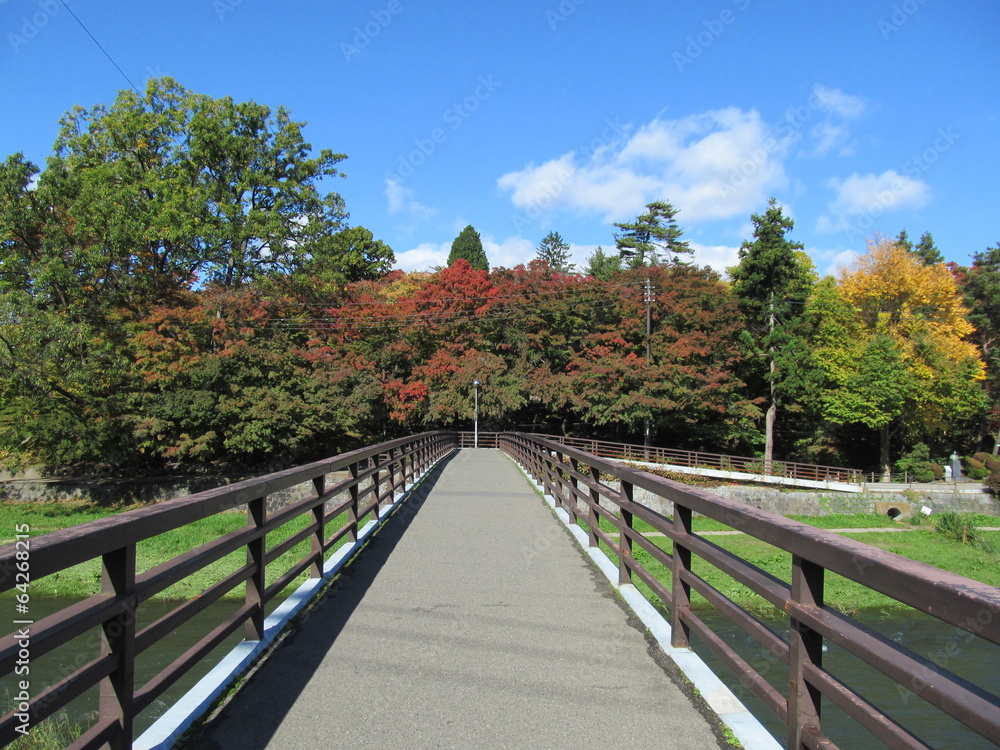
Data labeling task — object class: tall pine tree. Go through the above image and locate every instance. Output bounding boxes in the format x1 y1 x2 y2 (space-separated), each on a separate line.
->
613 201 690 268
730 198 812 467
536 231 573 272
447 225 489 271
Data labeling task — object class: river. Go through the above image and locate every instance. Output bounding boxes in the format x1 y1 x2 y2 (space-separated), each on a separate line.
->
693 607 1000 749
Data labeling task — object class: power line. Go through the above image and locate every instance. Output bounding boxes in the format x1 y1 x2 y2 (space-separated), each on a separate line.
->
58 0 141 96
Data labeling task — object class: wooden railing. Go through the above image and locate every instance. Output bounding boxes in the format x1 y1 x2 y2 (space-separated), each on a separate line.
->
499 432 1000 749
0 432 456 749
532 434 864 485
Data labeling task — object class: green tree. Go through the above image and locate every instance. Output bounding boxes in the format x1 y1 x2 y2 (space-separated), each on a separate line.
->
914 231 943 265
447 225 489 271
962 243 1000 453
47 77 349 291
895 229 913 253
729 198 812 466
584 246 622 280
535 231 573 272
300 226 394 287
613 200 691 268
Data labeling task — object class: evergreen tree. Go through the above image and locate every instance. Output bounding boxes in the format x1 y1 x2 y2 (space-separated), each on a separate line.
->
962 243 1000 453
536 231 573 272
730 198 812 467
914 231 943 265
447 225 489 271
584 246 622 281
613 201 691 268
895 229 913 253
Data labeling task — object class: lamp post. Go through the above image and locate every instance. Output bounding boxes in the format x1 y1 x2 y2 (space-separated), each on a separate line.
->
473 380 480 448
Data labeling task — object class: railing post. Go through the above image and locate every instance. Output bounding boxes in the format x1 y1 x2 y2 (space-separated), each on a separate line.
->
310 475 326 578
569 457 581 527
245 496 266 640
619 481 634 585
671 504 692 648
348 461 360 542
788 555 824 749
371 457 382 520
100 544 136 750
588 465 601 547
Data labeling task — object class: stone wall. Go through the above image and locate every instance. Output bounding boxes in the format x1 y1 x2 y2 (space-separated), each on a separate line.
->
570 481 1000 519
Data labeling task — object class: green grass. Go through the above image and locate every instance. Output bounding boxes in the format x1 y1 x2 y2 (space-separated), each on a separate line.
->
0 500 356 601
579 511 1000 616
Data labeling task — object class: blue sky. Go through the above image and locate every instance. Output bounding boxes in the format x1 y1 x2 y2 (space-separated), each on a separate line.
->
2 0 997 277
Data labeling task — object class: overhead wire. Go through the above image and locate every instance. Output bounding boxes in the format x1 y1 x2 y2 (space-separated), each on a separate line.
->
58 0 142 96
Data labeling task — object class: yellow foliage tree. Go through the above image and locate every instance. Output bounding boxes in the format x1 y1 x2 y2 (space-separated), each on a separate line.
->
813 236 986 476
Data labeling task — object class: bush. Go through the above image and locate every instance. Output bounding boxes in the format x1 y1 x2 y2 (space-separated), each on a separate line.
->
968 467 990 480
929 463 944 480
934 511 986 546
895 443 937 483
987 472 1000 497
973 452 1000 474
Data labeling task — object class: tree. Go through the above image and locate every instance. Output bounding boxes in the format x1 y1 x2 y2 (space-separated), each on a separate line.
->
962 243 1000 453
895 229 913 253
447 225 489 271
299 226 394 287
47 77 349 291
535 231 573 272
914 232 943 265
614 201 691 268
812 237 986 476
584 246 622 280
729 198 812 467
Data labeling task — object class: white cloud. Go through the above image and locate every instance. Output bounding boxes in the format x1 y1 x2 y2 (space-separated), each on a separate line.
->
808 84 865 157
482 236 536 269
811 84 865 119
690 242 742 276
817 170 930 234
384 177 434 219
807 247 861 278
393 241 450 272
498 107 790 226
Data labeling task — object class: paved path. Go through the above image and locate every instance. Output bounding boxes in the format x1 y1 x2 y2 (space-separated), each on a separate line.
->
185 449 725 750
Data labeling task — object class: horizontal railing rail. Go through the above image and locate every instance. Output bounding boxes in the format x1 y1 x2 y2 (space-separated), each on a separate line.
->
532 434 865 486
498 432 1000 750
0 432 457 749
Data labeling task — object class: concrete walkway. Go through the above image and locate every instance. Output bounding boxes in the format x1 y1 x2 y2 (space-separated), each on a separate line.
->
185 449 726 750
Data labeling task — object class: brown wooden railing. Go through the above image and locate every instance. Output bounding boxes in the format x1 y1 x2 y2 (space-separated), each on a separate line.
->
499 432 1000 749
525 434 863 485
0 432 455 749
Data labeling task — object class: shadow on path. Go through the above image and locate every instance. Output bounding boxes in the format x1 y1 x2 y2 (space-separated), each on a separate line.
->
183 452 456 750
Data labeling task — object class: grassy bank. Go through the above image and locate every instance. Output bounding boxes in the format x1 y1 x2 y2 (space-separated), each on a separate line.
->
582 512 1000 616
0 501 326 600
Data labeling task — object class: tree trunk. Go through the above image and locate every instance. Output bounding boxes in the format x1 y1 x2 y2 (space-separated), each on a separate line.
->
764 297 776 472
879 425 893 481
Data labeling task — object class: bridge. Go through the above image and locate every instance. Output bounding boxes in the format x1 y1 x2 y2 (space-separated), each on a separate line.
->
0 433 998 749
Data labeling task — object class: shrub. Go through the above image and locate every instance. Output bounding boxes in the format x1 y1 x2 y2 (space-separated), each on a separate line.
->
987 472 1000 497
968 467 990 480
974 452 1000 474
934 511 984 546
929 463 944 480
895 443 937 483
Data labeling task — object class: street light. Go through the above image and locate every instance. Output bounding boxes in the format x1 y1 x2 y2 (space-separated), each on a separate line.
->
473 380 480 448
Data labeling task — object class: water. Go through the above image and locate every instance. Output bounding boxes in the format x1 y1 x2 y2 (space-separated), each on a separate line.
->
691 607 1000 749
1 596 247 738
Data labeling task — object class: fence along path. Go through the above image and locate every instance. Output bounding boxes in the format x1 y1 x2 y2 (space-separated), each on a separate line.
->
185 449 724 750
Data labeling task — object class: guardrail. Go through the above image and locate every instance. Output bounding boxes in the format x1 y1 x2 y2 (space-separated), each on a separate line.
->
531 434 864 486
0 432 456 749
499 432 1000 749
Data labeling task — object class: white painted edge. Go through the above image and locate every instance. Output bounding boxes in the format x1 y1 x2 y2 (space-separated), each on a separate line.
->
523 466 782 750
135 454 449 750
622 460 863 493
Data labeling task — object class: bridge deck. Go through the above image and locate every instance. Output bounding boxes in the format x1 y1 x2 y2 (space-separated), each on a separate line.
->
185 449 724 749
